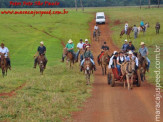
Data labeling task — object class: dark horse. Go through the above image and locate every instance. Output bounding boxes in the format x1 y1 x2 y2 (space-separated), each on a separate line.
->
93 29 101 42
37 54 46 75
120 26 133 38
0 54 8 77
137 54 148 81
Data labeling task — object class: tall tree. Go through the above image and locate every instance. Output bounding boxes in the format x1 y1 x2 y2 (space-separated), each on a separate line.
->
80 0 84 11
148 0 151 8
75 0 77 11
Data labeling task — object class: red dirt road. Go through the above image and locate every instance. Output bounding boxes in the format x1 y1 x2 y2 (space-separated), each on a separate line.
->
72 17 163 122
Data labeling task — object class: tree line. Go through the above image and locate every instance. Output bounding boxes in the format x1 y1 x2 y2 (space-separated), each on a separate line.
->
0 0 162 8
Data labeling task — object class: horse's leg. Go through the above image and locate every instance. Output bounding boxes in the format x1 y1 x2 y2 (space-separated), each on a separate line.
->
102 66 104 75
126 75 130 90
6 69 7 76
131 75 133 89
124 79 126 88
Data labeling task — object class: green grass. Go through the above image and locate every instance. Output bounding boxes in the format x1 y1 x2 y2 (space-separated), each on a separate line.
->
0 7 163 121
0 9 94 121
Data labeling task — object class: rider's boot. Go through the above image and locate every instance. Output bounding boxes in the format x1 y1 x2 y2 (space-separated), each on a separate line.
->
61 57 64 62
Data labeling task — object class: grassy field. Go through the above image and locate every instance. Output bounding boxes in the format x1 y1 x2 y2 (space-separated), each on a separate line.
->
0 7 163 121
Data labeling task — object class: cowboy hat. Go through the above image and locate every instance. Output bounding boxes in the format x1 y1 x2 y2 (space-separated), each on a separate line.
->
140 42 145 45
40 41 44 44
86 46 90 48
128 50 133 55
113 51 118 55
125 39 127 42
85 39 88 42
68 39 73 43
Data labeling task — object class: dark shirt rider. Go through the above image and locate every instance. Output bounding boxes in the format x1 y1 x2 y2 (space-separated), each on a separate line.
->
33 41 48 68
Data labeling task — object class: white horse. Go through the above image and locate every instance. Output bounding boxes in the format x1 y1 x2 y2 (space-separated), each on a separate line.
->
138 23 149 35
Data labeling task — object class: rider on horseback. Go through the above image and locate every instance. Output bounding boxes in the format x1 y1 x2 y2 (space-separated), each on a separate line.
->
62 39 76 62
121 39 128 52
0 43 11 70
139 42 150 72
80 39 91 61
33 41 48 68
97 41 109 65
125 22 128 34
140 20 145 30
80 46 96 71
94 24 99 30
126 41 135 52
76 39 84 62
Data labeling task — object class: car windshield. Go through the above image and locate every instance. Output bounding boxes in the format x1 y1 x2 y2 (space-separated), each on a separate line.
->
97 16 104 19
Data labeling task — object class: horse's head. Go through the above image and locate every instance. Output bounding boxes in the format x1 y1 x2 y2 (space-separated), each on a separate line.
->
38 54 45 68
0 54 6 66
84 58 92 72
126 59 135 74
63 48 68 56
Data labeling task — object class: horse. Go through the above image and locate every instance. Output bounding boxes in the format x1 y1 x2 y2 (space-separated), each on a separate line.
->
120 26 133 38
37 54 46 75
100 50 110 75
83 58 93 85
0 54 8 77
93 29 100 42
125 59 136 90
63 48 75 68
137 54 148 81
138 23 149 35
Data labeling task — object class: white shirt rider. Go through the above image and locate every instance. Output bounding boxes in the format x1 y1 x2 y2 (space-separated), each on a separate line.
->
94 25 99 30
77 42 84 49
125 23 128 31
0 47 9 58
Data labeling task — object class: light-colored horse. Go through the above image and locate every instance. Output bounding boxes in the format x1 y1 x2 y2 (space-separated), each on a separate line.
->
63 48 74 68
100 50 110 75
122 59 135 90
138 23 149 35
83 58 93 85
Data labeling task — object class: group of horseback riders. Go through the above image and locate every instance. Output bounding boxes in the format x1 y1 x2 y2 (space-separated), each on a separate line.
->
61 38 96 71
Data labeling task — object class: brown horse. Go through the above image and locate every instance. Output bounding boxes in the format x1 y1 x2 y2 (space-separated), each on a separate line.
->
37 54 46 75
120 26 133 38
83 58 93 85
93 29 100 42
63 48 74 68
100 50 110 75
0 54 8 77
137 54 148 81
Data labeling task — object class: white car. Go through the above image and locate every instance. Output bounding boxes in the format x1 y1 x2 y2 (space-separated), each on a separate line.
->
96 12 105 24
